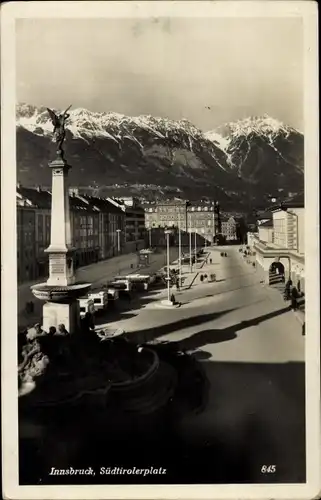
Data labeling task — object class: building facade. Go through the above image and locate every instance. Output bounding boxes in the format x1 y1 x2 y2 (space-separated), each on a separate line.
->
17 206 37 283
16 185 126 283
107 197 145 253
248 193 305 290
143 200 221 243
258 219 274 244
221 216 238 241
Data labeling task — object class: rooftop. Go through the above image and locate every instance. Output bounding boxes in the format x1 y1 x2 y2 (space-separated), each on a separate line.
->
256 211 273 220
17 185 124 214
17 186 51 209
259 219 273 228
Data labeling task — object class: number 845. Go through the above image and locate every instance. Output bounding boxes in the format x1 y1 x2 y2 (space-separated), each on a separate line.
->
261 465 276 473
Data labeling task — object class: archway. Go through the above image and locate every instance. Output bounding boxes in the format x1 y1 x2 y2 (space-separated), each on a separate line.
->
269 261 285 285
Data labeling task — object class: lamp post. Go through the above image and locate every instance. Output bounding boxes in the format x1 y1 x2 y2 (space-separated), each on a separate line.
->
149 228 152 248
164 229 172 302
189 215 193 273
116 229 121 253
178 217 182 286
212 205 215 244
194 230 197 260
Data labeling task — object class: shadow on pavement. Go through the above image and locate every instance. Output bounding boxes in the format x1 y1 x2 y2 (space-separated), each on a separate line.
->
168 359 306 484
130 308 238 344
175 328 237 350
129 305 291 346
95 290 168 325
20 360 305 485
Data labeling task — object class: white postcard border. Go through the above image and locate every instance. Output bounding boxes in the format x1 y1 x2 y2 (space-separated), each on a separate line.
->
1 2 320 499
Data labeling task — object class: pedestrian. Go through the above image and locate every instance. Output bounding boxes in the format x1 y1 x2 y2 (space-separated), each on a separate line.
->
170 293 176 304
302 321 305 336
200 274 204 283
284 279 293 300
57 323 69 336
48 326 57 336
210 258 212 264
176 280 180 291
290 286 299 311
204 274 208 281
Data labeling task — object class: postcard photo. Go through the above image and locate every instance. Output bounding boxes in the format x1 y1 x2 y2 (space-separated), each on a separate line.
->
1 1 320 499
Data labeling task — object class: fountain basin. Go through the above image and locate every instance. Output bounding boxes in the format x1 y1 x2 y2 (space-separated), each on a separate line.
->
31 282 91 302
18 343 177 419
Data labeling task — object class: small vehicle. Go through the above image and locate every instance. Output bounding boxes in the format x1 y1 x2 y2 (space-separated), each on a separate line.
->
88 291 108 312
105 286 120 302
113 277 133 292
78 297 96 319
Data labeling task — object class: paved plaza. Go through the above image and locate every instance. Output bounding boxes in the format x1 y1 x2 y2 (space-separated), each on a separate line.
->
92 245 305 483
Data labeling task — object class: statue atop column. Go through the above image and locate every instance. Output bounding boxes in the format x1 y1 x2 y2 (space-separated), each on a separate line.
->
47 105 72 158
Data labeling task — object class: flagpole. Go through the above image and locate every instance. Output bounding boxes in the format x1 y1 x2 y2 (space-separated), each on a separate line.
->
178 217 182 285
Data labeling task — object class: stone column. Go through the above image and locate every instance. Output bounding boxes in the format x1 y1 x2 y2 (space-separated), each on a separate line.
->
42 156 79 333
45 157 75 287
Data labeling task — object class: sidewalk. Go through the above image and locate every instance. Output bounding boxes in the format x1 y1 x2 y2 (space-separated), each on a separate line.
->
238 248 306 328
170 248 218 290
18 249 178 330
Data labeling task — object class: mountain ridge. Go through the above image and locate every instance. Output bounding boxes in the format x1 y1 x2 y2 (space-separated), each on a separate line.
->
16 103 304 206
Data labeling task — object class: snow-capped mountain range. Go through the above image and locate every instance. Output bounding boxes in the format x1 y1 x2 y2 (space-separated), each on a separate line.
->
16 103 304 205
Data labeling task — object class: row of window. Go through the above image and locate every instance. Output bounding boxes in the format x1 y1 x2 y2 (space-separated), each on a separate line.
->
153 206 216 213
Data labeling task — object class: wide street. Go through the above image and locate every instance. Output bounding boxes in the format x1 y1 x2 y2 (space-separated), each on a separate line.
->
94 245 305 484
18 247 179 328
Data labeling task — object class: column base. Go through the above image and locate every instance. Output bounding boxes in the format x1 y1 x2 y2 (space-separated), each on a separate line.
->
42 301 80 334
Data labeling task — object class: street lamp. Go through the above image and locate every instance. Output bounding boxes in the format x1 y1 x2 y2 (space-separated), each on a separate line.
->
194 230 197 259
164 229 172 302
116 229 121 253
148 227 152 248
178 216 182 286
189 215 193 273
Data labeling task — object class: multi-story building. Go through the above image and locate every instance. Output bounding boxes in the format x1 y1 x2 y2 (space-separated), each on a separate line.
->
17 205 37 283
75 193 125 259
248 192 305 290
143 200 221 243
16 185 126 283
144 200 189 232
257 219 274 244
107 197 145 253
221 216 238 241
17 185 51 282
69 191 101 267
188 202 221 242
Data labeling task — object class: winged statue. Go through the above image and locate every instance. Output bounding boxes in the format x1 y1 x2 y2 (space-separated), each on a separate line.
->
47 105 72 155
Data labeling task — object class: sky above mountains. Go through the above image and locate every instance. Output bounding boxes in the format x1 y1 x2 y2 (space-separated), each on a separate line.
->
16 17 303 132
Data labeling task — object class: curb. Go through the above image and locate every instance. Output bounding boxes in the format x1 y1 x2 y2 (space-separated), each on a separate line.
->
292 310 305 326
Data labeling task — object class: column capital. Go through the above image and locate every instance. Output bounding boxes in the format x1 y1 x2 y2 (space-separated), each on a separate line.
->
48 157 71 171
